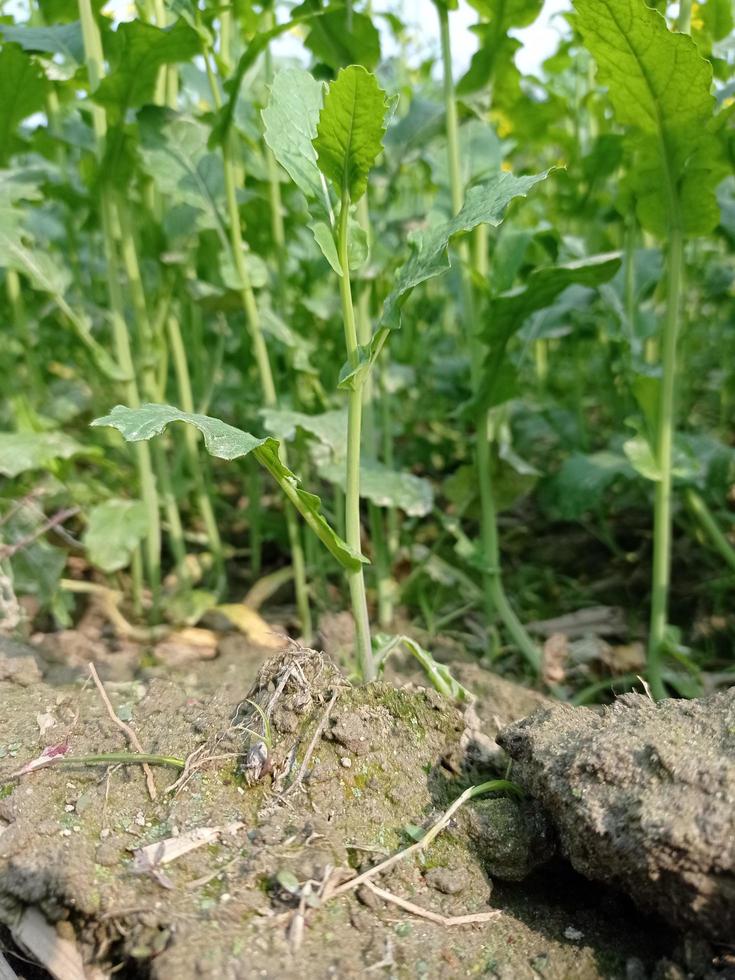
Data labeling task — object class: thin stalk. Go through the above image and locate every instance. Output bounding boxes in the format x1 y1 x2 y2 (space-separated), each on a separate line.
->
684 487 735 574
204 46 312 641
676 0 692 33
7 269 41 397
338 192 374 680
647 226 684 699
356 194 394 628
167 314 225 585
438 4 538 670
78 0 161 608
115 203 189 581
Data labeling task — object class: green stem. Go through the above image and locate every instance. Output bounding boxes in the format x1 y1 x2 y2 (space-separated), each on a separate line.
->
684 487 735 573
676 0 692 33
204 45 312 642
438 3 538 671
338 192 374 680
167 313 225 586
78 0 161 609
59 752 185 769
356 194 393 628
647 225 684 700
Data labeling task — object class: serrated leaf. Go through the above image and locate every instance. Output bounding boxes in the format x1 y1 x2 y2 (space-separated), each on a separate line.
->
574 0 722 236
93 19 201 118
262 69 325 201
314 66 389 203
91 404 366 571
381 170 551 334
0 431 85 477
84 499 148 573
0 43 48 165
475 253 622 411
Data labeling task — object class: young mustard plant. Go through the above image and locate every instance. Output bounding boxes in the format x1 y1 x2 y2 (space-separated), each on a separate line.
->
573 0 726 697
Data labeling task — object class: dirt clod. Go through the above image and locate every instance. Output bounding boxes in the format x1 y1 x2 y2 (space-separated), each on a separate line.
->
499 688 735 940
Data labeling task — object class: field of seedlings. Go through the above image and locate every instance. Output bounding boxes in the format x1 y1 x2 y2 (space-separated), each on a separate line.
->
1 0 734 976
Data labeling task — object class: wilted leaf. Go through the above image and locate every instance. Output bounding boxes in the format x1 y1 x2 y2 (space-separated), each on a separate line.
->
83 498 148 573
216 603 287 649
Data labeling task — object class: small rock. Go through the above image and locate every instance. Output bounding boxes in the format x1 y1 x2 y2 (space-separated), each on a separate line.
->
96 840 122 867
424 867 465 895
356 884 380 909
0 654 42 687
340 757 352 769
463 797 555 881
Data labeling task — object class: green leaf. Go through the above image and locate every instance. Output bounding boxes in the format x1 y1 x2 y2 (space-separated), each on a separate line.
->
262 69 325 202
261 408 348 459
381 170 551 332
84 499 148 573
0 431 85 477
0 22 85 63
93 20 201 118
210 12 318 148
138 107 226 233
541 451 635 520
476 253 622 412
0 44 48 165
573 0 722 236
314 66 389 203
91 404 367 571
458 0 543 95
319 460 434 517
302 7 381 71
310 217 368 274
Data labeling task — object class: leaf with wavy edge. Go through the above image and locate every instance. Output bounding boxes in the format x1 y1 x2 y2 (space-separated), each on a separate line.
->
92 404 367 571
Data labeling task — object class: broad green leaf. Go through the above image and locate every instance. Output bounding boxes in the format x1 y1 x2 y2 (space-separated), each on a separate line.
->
0 22 85 63
138 108 226 233
84 499 148 573
310 218 368 274
262 69 325 201
574 0 722 236
381 170 551 332
541 451 635 520
91 404 367 571
476 253 622 412
0 44 48 165
314 66 389 203
301 7 381 71
261 408 348 459
93 20 200 118
0 233 71 294
0 431 85 477
319 460 434 517
210 13 317 148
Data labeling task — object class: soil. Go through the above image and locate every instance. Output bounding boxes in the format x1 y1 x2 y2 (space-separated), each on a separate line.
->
0 637 716 980
498 688 735 941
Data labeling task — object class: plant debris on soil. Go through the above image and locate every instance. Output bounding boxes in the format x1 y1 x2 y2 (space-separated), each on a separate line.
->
0 645 707 980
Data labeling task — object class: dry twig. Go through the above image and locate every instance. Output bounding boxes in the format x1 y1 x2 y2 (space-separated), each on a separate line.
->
361 879 500 927
88 663 157 800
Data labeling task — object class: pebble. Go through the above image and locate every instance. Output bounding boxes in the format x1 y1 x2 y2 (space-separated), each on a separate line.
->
424 867 465 895
340 757 352 769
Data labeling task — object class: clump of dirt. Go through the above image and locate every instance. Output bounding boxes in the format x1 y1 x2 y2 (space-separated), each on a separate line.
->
499 687 735 941
0 648 679 978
